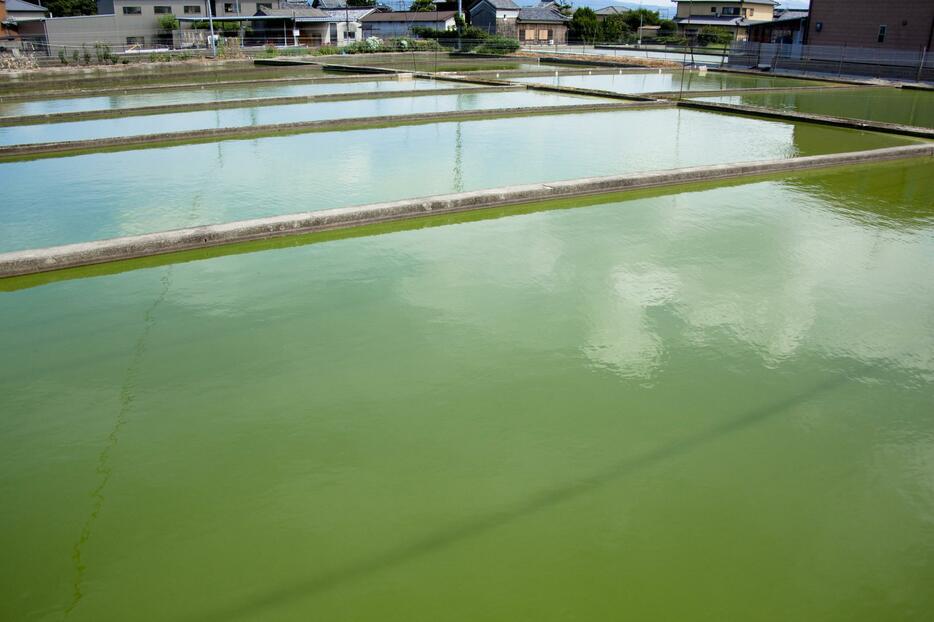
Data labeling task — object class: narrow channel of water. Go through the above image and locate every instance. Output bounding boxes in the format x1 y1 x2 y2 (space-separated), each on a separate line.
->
509 70 820 93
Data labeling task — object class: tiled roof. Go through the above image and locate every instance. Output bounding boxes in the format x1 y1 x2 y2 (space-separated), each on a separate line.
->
483 0 520 10
595 6 628 16
256 6 331 19
5 0 49 13
361 10 457 22
518 7 568 23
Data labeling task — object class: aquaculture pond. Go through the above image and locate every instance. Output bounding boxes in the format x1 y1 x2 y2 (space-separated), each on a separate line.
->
0 77 466 117
0 90 598 146
523 43 731 65
696 87 934 129
2 159 933 622
0 64 332 94
0 108 918 251
509 69 821 94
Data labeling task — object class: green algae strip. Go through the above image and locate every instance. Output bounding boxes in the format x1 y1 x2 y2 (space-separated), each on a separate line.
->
4 154 930 292
0 101 665 162
0 85 519 127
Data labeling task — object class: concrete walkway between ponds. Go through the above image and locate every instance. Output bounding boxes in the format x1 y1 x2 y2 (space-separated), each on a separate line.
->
2 143 931 278
0 85 522 127
0 101 665 160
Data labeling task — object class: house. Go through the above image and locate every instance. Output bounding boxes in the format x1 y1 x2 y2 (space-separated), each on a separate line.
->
469 0 519 37
673 1 777 42
1 0 48 48
361 11 457 39
746 9 808 45
249 6 331 47
807 0 934 50
321 7 380 45
516 6 568 44
594 6 628 21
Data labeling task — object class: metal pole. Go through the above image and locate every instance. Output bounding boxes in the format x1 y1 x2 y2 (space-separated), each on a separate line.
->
918 46 928 82
206 0 216 57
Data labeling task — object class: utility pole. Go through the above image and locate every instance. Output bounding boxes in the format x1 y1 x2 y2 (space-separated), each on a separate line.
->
206 0 217 57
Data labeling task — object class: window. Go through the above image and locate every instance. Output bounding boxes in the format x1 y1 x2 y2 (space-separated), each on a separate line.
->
122 6 142 14
126 36 145 44
183 5 201 14
748 8 754 16
878 25 886 43
519 29 526 41
153 6 172 14
710 7 717 13
721 7 739 16
815 21 823 32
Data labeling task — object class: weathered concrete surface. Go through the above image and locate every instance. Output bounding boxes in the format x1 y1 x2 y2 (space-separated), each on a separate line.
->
0 85 516 127
0 101 659 160
676 99 934 137
2 143 930 278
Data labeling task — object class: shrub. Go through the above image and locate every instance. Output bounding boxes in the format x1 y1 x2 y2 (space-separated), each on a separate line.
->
697 26 733 46
472 35 519 55
94 41 115 64
157 14 179 31
58 48 68 64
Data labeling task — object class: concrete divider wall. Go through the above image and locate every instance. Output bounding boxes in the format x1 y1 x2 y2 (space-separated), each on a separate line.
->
1 144 931 278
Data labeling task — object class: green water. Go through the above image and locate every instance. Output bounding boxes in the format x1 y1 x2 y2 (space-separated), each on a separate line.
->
509 69 820 93
0 65 329 94
2 160 933 621
0 78 463 117
0 90 597 146
0 108 917 251
696 87 934 129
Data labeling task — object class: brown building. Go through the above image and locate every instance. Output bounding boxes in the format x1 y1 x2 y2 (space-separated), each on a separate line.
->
807 0 934 51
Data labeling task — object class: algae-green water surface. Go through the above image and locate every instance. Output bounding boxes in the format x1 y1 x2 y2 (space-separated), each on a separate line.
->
0 108 918 251
697 87 934 128
509 69 820 93
2 160 933 621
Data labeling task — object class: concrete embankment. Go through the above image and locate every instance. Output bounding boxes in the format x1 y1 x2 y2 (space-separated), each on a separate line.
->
675 99 934 138
0 101 663 161
2 143 930 278
0 85 519 127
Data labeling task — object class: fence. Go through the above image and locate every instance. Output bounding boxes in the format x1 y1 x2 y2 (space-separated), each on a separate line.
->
725 41 933 82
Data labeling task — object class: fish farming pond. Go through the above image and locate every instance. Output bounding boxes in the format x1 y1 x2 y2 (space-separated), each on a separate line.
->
1 53 933 622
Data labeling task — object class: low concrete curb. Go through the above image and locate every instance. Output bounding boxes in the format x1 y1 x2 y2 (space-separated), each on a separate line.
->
0 102 655 160
675 99 934 138
2 143 931 278
0 85 517 127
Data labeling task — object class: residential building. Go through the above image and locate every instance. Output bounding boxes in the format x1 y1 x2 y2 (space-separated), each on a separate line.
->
806 0 934 51
322 7 378 45
360 11 457 38
594 6 628 21
249 6 331 47
1 0 48 47
516 6 568 44
673 1 776 42
469 0 519 38
746 9 807 45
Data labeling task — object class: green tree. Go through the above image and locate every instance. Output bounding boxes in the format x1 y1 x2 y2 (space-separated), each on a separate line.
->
570 7 599 43
657 18 677 37
623 8 659 31
600 14 630 43
409 0 435 11
42 0 96 17
158 14 179 31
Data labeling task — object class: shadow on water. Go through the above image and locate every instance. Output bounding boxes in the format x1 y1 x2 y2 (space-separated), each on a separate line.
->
190 375 847 622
